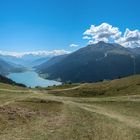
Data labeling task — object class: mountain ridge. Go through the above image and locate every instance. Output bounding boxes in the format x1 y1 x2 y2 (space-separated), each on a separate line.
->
36 42 140 82
0 58 26 75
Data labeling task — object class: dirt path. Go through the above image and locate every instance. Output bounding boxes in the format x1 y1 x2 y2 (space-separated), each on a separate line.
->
66 101 140 129
0 88 31 93
2 86 139 129
31 88 140 130
49 83 87 92
31 88 140 129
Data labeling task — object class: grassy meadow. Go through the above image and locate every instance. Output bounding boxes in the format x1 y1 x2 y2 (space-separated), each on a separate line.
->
0 75 140 140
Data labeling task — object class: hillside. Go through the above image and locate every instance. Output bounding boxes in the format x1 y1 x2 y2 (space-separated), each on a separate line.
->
36 42 140 82
0 75 140 140
47 75 140 97
0 58 25 75
0 74 26 87
35 54 68 72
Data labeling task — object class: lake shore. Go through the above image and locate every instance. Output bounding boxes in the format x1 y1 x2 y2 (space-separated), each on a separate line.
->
7 71 61 88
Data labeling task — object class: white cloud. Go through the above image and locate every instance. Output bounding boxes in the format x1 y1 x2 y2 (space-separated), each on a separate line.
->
83 23 140 48
0 50 70 58
70 44 79 48
82 36 91 40
83 23 121 44
116 28 140 48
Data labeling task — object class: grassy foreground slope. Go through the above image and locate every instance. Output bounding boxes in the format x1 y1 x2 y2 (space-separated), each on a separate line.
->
47 75 140 97
0 75 140 140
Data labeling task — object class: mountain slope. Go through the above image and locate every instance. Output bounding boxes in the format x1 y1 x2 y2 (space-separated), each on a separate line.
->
0 74 26 87
31 57 51 67
36 54 68 71
0 58 25 75
47 75 140 97
130 47 140 55
36 42 140 82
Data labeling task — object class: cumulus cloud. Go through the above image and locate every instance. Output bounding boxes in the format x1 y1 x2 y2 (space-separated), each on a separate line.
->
70 44 79 48
116 28 140 48
83 23 140 48
83 23 121 44
0 50 70 58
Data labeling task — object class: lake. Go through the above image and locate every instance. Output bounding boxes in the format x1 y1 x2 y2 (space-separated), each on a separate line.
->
7 71 61 88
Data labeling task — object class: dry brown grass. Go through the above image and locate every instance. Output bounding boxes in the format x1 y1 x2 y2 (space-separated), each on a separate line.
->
0 75 140 140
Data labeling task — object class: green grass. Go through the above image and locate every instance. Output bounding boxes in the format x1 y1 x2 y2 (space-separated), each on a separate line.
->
38 83 80 90
0 75 140 140
0 82 28 90
47 75 140 97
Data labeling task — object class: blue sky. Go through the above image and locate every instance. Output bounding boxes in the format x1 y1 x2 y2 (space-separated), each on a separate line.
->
0 0 140 53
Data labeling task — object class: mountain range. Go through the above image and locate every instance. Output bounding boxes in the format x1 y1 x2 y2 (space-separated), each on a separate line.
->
0 58 26 75
1 41 140 83
0 54 51 67
36 41 140 82
0 53 52 75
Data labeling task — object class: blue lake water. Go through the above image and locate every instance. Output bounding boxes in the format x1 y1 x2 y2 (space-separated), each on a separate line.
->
8 71 61 88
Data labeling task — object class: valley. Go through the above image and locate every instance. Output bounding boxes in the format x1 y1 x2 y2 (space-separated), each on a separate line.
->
1 41 140 87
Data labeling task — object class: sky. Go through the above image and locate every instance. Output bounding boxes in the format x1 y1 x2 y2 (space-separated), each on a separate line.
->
0 0 140 55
